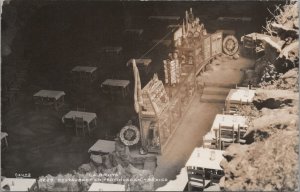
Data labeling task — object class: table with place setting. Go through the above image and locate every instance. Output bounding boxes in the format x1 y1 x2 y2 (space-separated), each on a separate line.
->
185 147 225 170
225 87 256 110
33 90 65 110
62 111 97 136
210 114 248 139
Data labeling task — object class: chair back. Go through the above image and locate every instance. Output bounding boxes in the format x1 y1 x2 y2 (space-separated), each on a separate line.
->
187 167 206 187
64 118 75 128
218 124 235 150
210 172 223 185
219 124 235 140
229 102 240 113
33 97 42 105
203 137 216 149
237 124 247 142
187 167 205 175
75 117 85 128
77 105 85 112
229 103 239 109
225 100 240 115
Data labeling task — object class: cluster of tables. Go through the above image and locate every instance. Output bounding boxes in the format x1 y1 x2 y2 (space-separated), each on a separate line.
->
31 65 135 135
203 87 255 150
33 89 97 136
9 60 150 190
32 63 133 109
7 64 134 190
184 87 256 191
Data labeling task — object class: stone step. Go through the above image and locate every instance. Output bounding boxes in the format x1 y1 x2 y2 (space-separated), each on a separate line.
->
204 81 236 88
200 94 227 103
203 87 230 95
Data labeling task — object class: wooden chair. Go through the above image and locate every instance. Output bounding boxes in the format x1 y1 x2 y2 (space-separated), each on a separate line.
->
33 97 43 110
210 171 223 185
90 72 97 82
76 105 85 112
222 108 230 115
75 117 87 136
187 167 211 191
82 72 92 82
45 97 55 107
1 132 9 150
55 96 65 110
225 99 242 115
218 124 235 150
203 136 217 149
229 104 239 113
205 171 224 191
64 118 75 129
237 124 247 144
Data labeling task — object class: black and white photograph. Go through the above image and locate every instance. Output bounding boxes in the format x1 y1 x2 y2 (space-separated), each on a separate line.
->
1 0 299 191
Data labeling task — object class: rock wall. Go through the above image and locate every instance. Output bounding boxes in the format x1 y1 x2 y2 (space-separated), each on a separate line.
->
243 1 298 88
222 90 299 191
222 128 298 191
222 1 299 191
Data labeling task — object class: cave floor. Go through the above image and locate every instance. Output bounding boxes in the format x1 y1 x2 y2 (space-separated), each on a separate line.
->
1 54 255 186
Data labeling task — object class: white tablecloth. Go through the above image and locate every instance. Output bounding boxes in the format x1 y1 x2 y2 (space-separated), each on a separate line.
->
101 79 130 88
1 178 36 191
101 46 123 54
33 90 65 100
88 183 125 191
211 114 247 132
88 140 116 153
226 88 255 103
63 111 97 124
1 132 8 140
124 29 144 35
71 66 97 73
185 147 224 170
